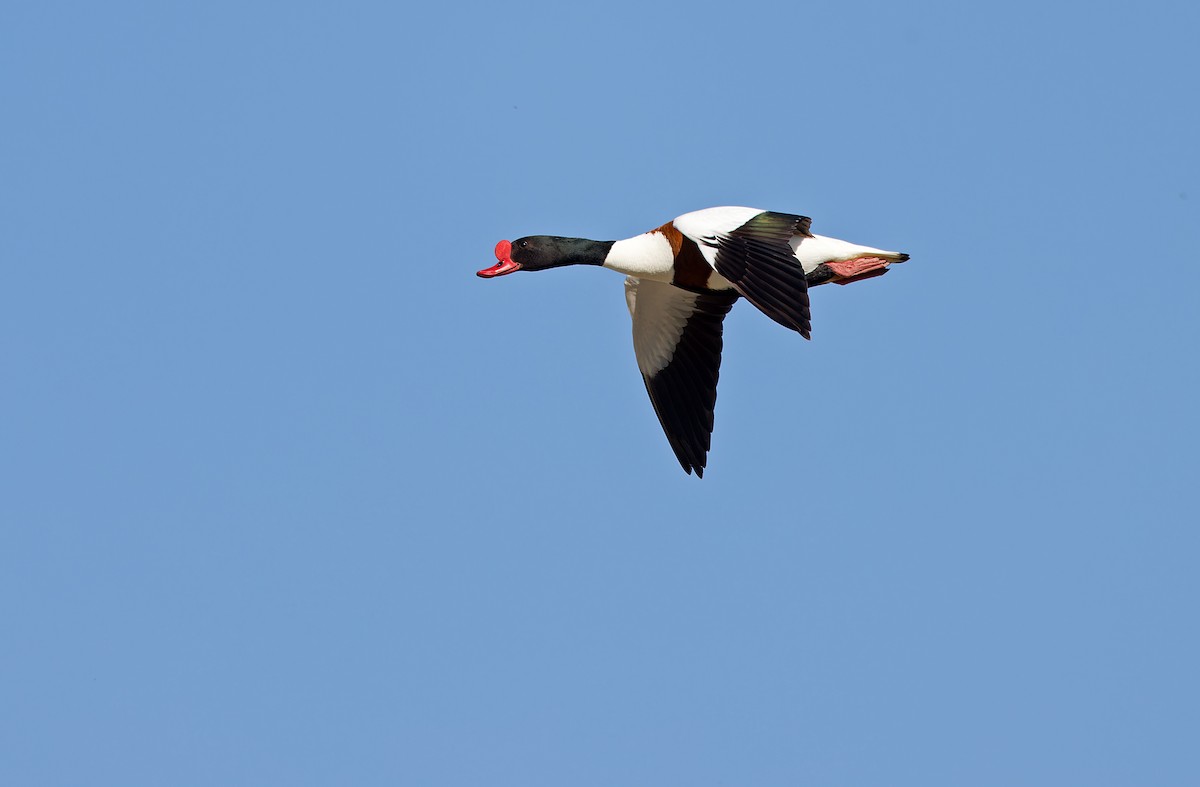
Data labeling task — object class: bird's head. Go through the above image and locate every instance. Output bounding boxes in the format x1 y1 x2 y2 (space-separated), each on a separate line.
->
477 236 610 278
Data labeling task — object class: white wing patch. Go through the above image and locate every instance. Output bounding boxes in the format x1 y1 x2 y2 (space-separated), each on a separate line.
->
624 277 700 376
671 206 764 268
672 206 764 239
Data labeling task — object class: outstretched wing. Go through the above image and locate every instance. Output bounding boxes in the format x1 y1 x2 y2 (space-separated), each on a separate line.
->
707 211 812 339
624 277 739 477
674 209 813 339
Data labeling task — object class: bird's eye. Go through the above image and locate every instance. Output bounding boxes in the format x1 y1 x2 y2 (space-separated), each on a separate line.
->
520 241 528 248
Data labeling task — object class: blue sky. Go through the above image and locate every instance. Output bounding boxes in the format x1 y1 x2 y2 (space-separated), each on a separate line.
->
2 1 1198 784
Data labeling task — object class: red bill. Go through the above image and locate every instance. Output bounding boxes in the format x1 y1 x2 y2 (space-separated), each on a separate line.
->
477 240 521 278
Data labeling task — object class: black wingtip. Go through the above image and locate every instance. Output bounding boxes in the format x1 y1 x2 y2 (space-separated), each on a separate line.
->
896 253 910 263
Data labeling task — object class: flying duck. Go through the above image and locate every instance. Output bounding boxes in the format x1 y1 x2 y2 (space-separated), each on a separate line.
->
477 206 909 477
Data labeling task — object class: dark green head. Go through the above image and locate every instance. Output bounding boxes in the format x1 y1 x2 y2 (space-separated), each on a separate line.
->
477 236 614 278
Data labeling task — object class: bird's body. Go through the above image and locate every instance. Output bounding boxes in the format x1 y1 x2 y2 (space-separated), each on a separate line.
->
478 207 909 477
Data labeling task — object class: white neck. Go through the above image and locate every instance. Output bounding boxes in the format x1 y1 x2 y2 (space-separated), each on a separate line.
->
602 233 676 281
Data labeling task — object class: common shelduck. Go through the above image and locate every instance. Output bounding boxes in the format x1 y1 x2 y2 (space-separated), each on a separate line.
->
478 206 909 477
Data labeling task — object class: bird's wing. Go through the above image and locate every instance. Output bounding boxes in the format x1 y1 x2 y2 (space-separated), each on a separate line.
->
677 210 813 339
624 277 738 477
